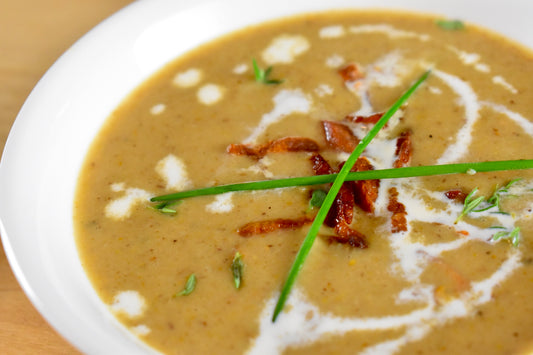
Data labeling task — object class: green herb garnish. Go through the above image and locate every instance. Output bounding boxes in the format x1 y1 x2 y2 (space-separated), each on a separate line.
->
309 189 327 209
455 179 522 222
455 188 485 223
151 160 533 204
232 252 244 289
491 226 521 247
486 178 521 212
175 274 196 296
436 19 465 31
252 58 284 85
271 70 431 322
150 200 181 215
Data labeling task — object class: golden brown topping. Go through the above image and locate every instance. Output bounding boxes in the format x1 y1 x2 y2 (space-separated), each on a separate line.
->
227 137 319 159
393 130 412 168
237 217 314 237
329 222 368 249
338 63 364 82
346 112 385 125
387 187 408 233
321 120 359 153
352 157 380 213
310 153 335 176
325 182 355 228
445 189 467 203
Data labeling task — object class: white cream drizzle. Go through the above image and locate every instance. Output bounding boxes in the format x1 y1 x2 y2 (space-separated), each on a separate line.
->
243 89 312 144
249 248 521 355
433 70 480 164
325 54 345 68
173 68 202 87
319 25 346 38
110 290 146 318
492 75 518 94
314 84 333 97
233 63 248 74
261 34 310 65
448 46 491 73
155 154 192 191
197 83 225 105
482 101 533 138
131 324 151 336
150 103 166 115
206 192 234 213
105 185 152 220
348 24 430 42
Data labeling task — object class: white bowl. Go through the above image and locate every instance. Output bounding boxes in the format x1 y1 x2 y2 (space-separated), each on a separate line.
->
1 0 532 353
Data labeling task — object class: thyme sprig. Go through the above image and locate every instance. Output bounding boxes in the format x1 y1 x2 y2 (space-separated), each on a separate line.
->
455 180 524 246
485 178 521 212
252 58 284 85
455 188 485 223
490 226 521 247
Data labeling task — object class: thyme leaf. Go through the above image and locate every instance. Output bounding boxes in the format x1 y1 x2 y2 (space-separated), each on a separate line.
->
455 188 484 223
309 189 327 209
232 252 244 289
252 58 284 85
436 19 465 31
175 274 196 296
491 226 521 247
486 178 521 211
150 200 181 215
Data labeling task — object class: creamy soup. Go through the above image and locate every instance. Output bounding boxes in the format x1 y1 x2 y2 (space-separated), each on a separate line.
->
74 10 533 354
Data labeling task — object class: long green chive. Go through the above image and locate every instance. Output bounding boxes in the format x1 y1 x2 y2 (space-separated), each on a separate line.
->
150 160 533 203
271 70 431 322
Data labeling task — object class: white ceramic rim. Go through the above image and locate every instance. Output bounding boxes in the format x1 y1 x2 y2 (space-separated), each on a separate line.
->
1 0 532 353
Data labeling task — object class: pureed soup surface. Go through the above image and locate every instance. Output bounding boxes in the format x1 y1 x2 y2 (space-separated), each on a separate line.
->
74 10 533 355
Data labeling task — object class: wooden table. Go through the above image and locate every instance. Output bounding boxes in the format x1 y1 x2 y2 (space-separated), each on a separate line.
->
0 1 134 353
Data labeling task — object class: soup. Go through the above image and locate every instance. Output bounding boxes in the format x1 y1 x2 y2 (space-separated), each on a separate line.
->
74 10 533 354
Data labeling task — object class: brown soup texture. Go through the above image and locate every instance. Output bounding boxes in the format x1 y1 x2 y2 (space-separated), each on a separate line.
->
74 10 533 355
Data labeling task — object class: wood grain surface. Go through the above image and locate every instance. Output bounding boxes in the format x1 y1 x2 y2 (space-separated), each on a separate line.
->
0 1 134 353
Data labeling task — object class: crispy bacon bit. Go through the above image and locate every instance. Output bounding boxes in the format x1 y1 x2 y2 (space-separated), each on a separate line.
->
227 137 319 159
329 225 368 249
445 189 467 203
387 187 408 233
338 63 364 82
393 131 412 168
352 157 380 213
310 153 335 175
321 121 359 153
308 154 368 248
227 144 257 156
346 112 385 125
237 217 314 237
325 182 355 228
